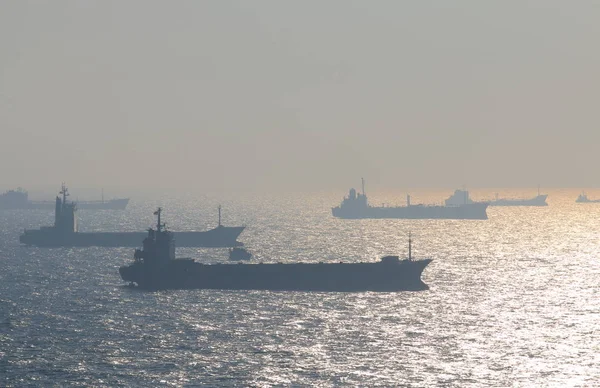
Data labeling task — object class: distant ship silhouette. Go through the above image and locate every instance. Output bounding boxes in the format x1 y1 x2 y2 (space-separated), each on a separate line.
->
575 192 600 203
0 187 129 210
19 184 244 247
445 188 548 207
332 179 488 220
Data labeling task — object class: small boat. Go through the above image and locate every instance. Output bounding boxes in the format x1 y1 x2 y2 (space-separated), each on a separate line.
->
229 247 252 261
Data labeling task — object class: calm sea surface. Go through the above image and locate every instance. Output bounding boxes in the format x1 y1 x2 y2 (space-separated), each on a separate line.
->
1 189 599 387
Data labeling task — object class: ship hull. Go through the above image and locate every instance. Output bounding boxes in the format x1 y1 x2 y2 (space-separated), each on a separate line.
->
488 195 548 206
120 259 432 292
19 226 244 247
332 203 488 220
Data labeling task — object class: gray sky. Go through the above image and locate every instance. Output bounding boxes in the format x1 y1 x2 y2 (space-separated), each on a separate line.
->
1 1 599 192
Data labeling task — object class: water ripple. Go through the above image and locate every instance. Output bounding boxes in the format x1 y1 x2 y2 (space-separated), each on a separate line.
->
1 189 599 386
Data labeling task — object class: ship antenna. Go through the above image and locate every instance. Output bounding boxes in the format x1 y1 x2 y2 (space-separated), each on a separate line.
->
60 183 69 205
361 178 365 196
218 205 222 227
408 231 412 261
102 188 104 203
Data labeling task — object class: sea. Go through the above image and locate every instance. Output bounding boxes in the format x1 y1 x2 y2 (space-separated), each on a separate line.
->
1 189 599 387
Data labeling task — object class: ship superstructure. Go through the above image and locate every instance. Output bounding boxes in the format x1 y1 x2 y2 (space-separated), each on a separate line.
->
120 209 432 291
21 184 79 238
332 179 488 220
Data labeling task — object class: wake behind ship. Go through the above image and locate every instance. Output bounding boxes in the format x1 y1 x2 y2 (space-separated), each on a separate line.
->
120 208 432 291
19 185 244 248
332 180 488 220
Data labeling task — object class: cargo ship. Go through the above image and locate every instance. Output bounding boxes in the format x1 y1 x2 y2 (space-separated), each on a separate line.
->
19 185 244 247
332 180 488 220
0 187 129 210
120 209 432 291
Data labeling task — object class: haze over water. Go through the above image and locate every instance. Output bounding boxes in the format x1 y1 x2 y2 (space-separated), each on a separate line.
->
2 1 600 191
2 1 600 386
1 189 599 386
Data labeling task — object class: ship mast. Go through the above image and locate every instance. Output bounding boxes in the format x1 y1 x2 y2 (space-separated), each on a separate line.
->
408 232 412 260
59 183 69 206
218 205 222 227
361 178 365 196
154 207 163 232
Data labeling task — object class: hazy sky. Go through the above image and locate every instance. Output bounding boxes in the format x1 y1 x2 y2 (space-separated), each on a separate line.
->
1 1 599 192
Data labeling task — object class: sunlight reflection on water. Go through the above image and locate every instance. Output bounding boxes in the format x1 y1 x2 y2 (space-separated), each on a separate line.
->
1 189 599 386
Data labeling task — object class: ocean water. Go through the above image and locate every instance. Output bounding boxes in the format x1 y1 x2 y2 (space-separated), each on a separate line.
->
1 189 599 387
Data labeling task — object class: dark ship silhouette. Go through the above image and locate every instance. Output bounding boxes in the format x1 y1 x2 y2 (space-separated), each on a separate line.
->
120 209 432 291
19 185 244 248
0 186 129 210
332 179 488 220
445 188 548 207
